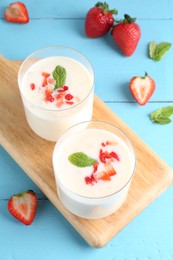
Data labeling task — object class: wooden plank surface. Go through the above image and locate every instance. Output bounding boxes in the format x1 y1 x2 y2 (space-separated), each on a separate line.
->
0 55 173 248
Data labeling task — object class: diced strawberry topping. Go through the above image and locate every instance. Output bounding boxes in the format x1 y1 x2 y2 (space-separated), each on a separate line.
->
104 151 112 159
85 174 96 185
41 72 50 78
93 162 99 173
65 101 74 105
94 171 111 181
57 89 65 93
99 149 106 163
47 77 55 84
45 94 54 102
104 162 116 176
56 99 64 108
65 94 73 100
110 151 120 161
42 77 48 87
56 93 64 99
63 86 69 91
30 83 35 90
45 87 53 96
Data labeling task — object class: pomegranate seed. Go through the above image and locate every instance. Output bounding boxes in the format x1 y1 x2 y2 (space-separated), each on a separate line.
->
65 94 73 100
30 83 35 90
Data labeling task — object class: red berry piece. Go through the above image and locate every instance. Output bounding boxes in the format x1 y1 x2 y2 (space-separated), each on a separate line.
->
65 94 73 101
99 149 106 163
42 72 50 78
30 83 35 90
45 94 54 102
110 151 120 161
63 86 69 91
65 101 74 105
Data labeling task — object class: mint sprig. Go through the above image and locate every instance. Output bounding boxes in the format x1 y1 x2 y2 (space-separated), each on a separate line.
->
53 65 66 90
149 41 172 61
149 106 173 124
68 152 97 167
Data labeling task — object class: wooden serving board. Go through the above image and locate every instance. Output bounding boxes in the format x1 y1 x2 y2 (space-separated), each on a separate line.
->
1 55 173 248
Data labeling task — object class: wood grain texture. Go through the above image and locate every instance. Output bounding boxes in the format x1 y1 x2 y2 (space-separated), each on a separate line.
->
0 55 173 248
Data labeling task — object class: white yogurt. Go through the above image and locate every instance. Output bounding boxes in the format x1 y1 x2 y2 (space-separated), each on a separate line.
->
53 123 135 219
18 52 94 141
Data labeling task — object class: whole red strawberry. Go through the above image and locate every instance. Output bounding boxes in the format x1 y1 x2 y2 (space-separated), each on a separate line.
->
112 14 141 56
85 2 118 38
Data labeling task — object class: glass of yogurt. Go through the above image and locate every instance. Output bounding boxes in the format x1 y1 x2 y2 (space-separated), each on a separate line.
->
18 46 94 141
53 120 136 219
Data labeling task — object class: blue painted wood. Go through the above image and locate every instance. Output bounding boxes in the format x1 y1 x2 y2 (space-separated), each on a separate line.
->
0 0 173 258
0 0 173 19
0 19 173 102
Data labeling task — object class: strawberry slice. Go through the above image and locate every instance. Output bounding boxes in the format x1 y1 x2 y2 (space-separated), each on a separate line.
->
94 171 111 181
4 2 29 24
129 72 156 106
8 190 38 225
104 162 116 176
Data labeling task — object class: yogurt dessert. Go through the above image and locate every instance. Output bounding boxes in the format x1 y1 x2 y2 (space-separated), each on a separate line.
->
53 121 136 219
18 47 94 141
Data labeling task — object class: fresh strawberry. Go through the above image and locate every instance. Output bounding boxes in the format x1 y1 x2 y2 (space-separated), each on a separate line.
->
8 190 38 226
4 2 29 24
112 14 141 56
129 72 156 105
85 2 118 38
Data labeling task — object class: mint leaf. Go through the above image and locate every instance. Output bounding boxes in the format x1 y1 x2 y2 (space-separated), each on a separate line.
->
149 106 173 124
149 41 157 59
149 41 172 61
68 152 97 167
53 65 66 90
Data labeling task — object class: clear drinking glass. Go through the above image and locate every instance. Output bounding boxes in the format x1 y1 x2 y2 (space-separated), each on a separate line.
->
53 120 136 219
18 46 94 141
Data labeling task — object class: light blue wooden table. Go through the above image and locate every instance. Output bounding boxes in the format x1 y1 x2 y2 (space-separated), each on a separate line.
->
0 1 173 259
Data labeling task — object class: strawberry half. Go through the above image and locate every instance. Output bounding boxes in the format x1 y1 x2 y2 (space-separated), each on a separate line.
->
4 2 29 24
85 2 118 38
112 14 141 56
8 190 38 225
129 72 156 105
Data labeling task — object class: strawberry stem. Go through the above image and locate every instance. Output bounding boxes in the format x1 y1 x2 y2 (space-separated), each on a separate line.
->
123 14 136 23
95 2 118 15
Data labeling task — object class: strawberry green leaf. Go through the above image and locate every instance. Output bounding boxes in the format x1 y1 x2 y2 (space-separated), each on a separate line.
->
68 152 97 167
149 106 173 124
149 41 172 61
53 65 66 90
